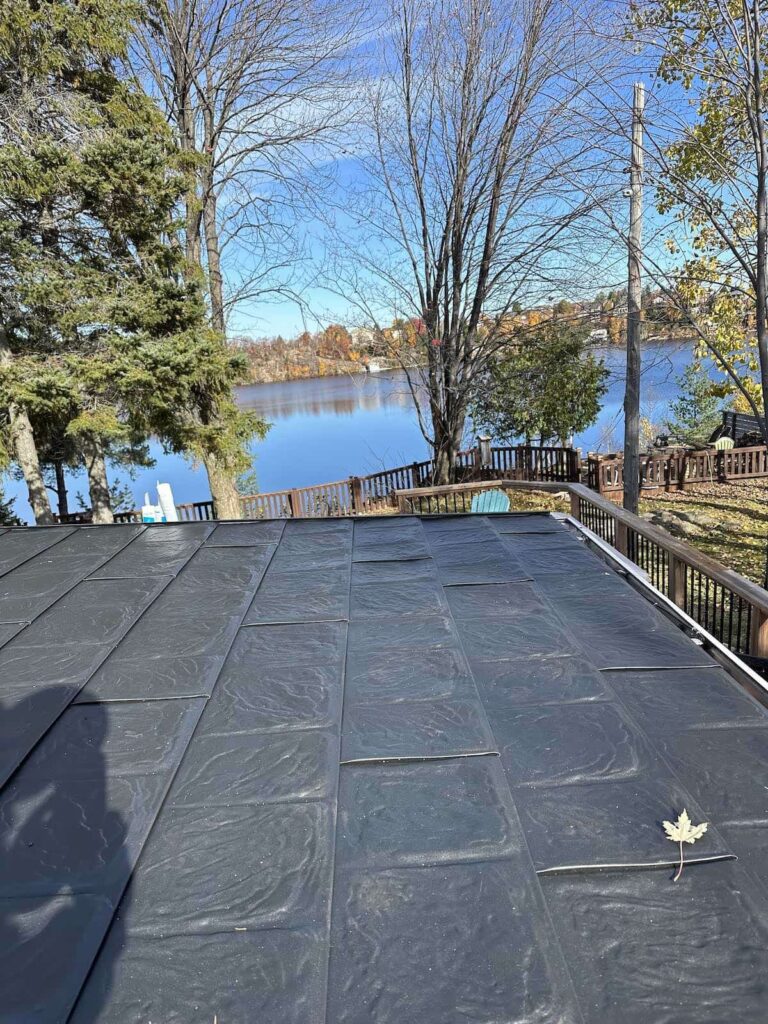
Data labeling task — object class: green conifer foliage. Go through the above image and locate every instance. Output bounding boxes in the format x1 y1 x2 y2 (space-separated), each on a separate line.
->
0 0 266 521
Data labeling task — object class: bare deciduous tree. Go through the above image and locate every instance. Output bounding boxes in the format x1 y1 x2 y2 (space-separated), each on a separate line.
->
332 0 616 482
134 0 357 330
132 0 358 514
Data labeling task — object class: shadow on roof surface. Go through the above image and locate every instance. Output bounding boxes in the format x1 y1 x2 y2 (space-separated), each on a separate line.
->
0 691 129 1023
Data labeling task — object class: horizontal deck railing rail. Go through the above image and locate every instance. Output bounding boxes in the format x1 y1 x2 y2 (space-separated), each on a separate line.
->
395 478 768 660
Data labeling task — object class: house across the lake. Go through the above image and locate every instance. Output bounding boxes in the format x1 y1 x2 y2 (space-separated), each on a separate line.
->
2 512 768 1022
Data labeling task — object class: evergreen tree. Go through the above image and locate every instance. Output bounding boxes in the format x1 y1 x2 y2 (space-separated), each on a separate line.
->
0 483 21 526
472 322 609 446
665 365 723 446
0 0 265 522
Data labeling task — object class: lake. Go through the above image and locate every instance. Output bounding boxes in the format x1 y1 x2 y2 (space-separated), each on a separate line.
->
5 340 695 523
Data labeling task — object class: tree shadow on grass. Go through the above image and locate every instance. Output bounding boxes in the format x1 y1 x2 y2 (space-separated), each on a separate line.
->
647 495 768 526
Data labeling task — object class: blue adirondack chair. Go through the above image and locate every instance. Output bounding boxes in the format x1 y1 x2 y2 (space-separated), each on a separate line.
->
470 489 510 514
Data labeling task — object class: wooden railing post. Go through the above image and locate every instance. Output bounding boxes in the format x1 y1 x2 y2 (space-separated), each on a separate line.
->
569 490 581 520
751 609 768 658
615 519 629 556
677 452 687 492
476 435 492 469
349 476 364 513
668 553 686 608
289 489 301 517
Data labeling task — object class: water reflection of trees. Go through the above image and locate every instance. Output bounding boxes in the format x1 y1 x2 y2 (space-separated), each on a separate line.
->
237 370 428 421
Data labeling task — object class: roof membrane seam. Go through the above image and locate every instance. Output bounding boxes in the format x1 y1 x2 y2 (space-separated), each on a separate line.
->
0 526 77 582
536 853 737 875
318 527 355 1024
0 527 146 647
0 552 193 789
597 663 714 673
563 514 768 702
83 573 177 582
239 616 350 628
339 750 500 767
74 692 209 705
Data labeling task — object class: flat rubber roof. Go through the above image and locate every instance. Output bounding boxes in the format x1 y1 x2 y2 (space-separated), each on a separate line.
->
2 513 768 1022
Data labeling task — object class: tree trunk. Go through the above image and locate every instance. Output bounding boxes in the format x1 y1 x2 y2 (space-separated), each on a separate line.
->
167 3 202 269
0 328 54 525
201 99 225 335
81 436 114 524
432 445 453 486
203 184 225 335
749 25 768 586
11 407 54 525
204 451 242 519
432 413 465 485
53 459 68 517
754 165 768 442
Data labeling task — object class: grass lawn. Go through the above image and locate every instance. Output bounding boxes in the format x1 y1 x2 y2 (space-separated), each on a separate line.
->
507 481 768 587
639 482 768 585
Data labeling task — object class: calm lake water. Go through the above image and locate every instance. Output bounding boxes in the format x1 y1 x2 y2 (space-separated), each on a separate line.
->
6 340 695 523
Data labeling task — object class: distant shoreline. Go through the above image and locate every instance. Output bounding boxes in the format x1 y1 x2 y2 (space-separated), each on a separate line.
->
242 362 422 388
241 334 693 387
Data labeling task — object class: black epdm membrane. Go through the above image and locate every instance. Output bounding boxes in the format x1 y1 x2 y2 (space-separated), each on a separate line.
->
2 514 768 1022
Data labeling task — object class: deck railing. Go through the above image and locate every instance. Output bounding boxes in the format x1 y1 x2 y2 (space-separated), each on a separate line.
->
61 442 581 524
589 444 768 494
395 478 768 660
234 444 579 520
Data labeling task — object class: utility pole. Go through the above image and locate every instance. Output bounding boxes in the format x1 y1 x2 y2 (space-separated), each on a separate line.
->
623 81 644 514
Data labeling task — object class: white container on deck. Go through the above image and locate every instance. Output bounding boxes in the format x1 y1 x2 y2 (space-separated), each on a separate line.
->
156 482 179 522
141 492 166 523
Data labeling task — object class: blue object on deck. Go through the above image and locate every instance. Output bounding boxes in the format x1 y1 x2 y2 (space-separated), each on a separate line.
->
470 489 510 513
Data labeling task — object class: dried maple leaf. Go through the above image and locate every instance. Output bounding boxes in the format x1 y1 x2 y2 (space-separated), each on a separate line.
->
662 809 708 881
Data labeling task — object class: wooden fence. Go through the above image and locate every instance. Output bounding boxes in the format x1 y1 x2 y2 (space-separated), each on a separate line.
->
589 444 768 495
395 478 768 661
